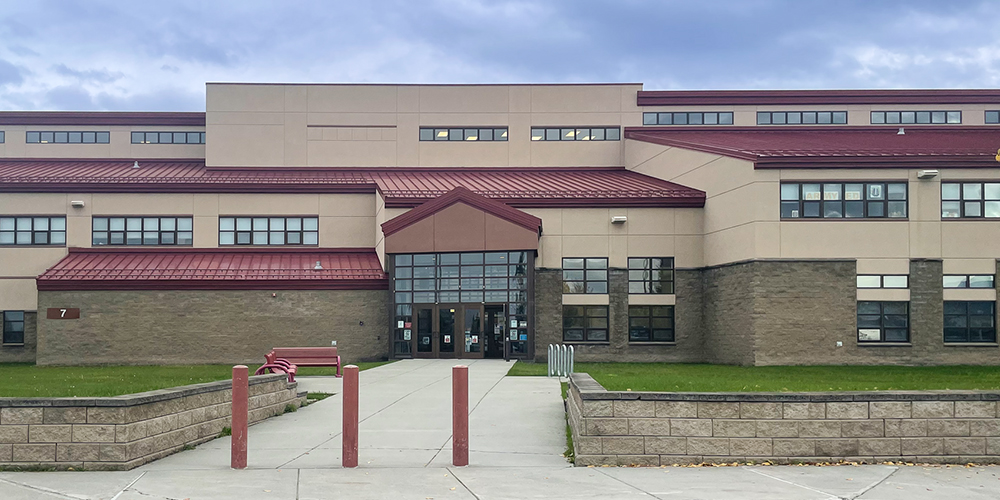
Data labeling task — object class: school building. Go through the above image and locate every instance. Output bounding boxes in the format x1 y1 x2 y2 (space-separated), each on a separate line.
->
0 84 998 365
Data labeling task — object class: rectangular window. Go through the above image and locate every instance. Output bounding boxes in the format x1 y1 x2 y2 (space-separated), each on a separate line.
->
856 275 909 288
986 111 1000 124
871 111 961 124
130 131 205 144
642 112 734 126
943 275 996 288
857 301 909 343
628 257 674 294
26 131 110 143
219 216 318 246
419 127 508 141
941 182 1000 218
563 305 608 342
757 111 847 125
92 217 192 246
944 301 996 343
781 182 907 219
530 127 620 141
0 131 4 143
2 311 24 345
562 257 608 294
628 305 674 342
0 216 66 245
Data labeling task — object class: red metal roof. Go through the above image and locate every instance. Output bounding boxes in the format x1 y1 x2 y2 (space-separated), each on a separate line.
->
626 126 1000 168
636 89 1000 106
382 186 543 237
36 248 387 291
0 160 705 208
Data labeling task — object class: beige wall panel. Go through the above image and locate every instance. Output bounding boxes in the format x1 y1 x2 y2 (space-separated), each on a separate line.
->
303 86 399 113
521 208 561 235
307 140 396 167
779 169 909 181
561 236 609 257
206 124 285 167
857 288 910 301
417 143 508 167
192 194 220 217
0 247 67 276
419 86 509 114
628 294 676 306
620 86 642 115
66 215 91 247
207 84 286 112
529 86 625 113
649 153 755 198
507 114 531 166
673 235 704 268
856 259 911 275
941 222 1000 258
128 144 205 158
375 237 385 269
908 221 942 258
624 139 671 170
673 209 704 235
383 208 409 220
397 86 419 113
22 144 113 158
609 234 628 268
537 235 562 268
417 113 510 127
732 110 757 126
319 216 375 247
284 86 308 112
704 224 756 266
846 105 870 125
943 288 997 301
509 86 531 113
395 114 420 166
319 194 376 218
942 259 996 274
366 128 382 141
0 279 37 310
307 127 323 141
625 235 675 259
562 294 610 305
381 128 397 141
561 208 610 235
206 111 285 125
754 221 781 259
284 112 308 166
307 113 398 126
753 181 781 222
528 112 624 126
91 193 194 215
528 142 622 167
218 194 319 215
938 168 1000 180
352 129 367 141
108 131 131 157
623 208 675 235
779 222 909 258
193 216 217 247
703 185 759 233
0 193 69 214
911 179 941 221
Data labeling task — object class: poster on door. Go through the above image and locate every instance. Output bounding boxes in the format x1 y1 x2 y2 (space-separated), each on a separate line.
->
444 335 451 343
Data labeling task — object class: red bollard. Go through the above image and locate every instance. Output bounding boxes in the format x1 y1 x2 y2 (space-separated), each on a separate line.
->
231 365 249 469
342 365 359 468
453 365 469 466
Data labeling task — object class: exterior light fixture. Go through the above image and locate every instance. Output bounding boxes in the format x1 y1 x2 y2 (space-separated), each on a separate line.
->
132 161 140 168
917 170 939 179
611 216 627 224
897 128 905 135
70 200 85 208
314 261 323 270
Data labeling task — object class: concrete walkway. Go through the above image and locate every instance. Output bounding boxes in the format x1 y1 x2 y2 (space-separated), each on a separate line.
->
0 359 997 499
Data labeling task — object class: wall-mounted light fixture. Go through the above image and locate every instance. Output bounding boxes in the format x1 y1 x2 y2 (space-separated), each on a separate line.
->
917 169 939 180
611 216 627 224
70 200 85 208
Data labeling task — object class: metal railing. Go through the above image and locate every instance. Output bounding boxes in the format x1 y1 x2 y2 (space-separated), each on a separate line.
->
547 344 574 377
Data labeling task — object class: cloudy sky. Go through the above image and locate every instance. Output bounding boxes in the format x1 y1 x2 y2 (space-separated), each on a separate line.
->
1 0 998 111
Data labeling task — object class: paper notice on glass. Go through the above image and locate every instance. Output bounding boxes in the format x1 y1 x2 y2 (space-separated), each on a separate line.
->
472 335 478 343
403 331 411 341
519 321 527 328
858 329 881 341
510 319 518 328
397 320 404 328
444 335 451 343
510 331 518 340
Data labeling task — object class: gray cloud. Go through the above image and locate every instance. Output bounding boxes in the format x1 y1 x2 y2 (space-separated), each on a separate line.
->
0 59 24 86
52 64 124 84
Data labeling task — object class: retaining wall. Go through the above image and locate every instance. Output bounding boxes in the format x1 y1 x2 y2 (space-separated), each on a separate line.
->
568 373 1000 466
0 373 304 470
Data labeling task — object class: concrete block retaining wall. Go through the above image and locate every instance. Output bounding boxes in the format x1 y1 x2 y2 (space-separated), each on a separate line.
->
568 373 1000 466
0 373 304 470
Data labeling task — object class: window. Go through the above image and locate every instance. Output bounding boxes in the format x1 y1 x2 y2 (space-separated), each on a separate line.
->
562 258 608 294
871 111 961 125
857 301 909 343
0 216 66 245
92 217 192 246
131 131 205 144
628 305 674 342
419 127 508 141
628 258 674 294
26 131 110 143
757 111 847 125
0 131 4 143
642 112 734 126
856 275 908 288
2 311 24 345
563 305 608 342
219 217 319 245
986 111 1000 124
530 127 620 141
943 275 995 288
944 301 996 343
391 252 529 304
781 182 906 219
941 182 1000 218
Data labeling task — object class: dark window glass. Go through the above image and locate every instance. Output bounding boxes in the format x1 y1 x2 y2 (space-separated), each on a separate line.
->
872 110 961 125
944 301 996 343
643 112 733 126
219 216 318 245
628 305 674 342
628 257 674 294
563 305 609 342
92 217 192 246
2 311 24 345
857 301 910 343
781 182 906 219
31 131 111 144
563 258 608 294
0 216 66 246
986 111 1000 124
942 182 1000 218
419 127 508 141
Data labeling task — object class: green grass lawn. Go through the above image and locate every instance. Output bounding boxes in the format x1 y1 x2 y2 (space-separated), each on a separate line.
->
507 362 1000 392
0 361 395 398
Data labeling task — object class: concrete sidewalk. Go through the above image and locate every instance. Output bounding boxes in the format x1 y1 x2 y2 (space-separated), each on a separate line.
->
0 359 997 499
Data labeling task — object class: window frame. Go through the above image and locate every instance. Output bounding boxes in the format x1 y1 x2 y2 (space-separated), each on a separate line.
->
218 216 319 246
628 305 675 343
92 216 193 246
944 301 997 344
627 257 675 294
757 111 847 125
130 131 206 144
529 127 621 141
870 110 961 125
856 275 909 289
642 112 734 126
0 216 67 246
780 181 908 220
0 131 5 143
943 275 996 289
941 181 1000 219
562 305 609 343
419 127 508 142
562 257 609 294
857 301 910 343
26 131 110 144
2 310 25 346
986 111 1000 124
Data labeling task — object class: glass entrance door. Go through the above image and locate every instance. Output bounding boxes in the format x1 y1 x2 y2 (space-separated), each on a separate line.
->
463 305 484 359
438 305 457 358
414 306 435 358
484 305 504 358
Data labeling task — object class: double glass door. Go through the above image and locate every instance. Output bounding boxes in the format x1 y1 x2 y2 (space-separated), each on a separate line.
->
413 304 484 359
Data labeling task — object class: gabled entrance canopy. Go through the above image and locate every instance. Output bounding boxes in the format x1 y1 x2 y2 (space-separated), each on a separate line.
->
381 186 542 254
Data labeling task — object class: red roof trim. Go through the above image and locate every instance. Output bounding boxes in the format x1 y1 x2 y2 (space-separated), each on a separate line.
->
381 186 543 237
637 89 1000 106
0 112 206 127
37 279 387 291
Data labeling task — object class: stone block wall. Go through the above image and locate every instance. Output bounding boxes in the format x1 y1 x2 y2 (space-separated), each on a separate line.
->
569 373 1000 466
0 373 304 470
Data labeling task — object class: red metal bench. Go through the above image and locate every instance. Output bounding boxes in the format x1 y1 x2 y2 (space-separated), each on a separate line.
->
255 347 342 381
